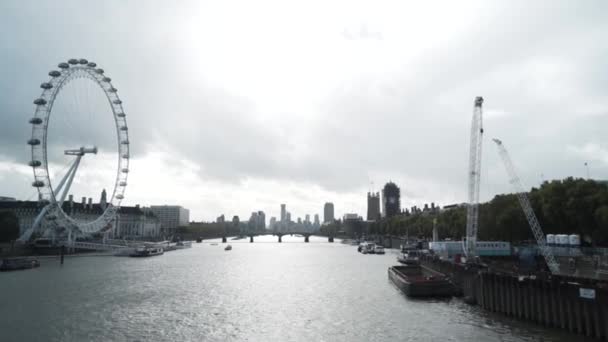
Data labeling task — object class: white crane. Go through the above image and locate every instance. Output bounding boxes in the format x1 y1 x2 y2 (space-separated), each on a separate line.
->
492 138 560 274
465 97 484 259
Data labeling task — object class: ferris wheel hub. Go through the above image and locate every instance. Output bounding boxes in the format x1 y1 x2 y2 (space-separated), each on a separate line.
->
64 146 98 156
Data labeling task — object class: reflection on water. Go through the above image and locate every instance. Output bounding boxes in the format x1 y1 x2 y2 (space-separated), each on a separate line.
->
0 235 587 341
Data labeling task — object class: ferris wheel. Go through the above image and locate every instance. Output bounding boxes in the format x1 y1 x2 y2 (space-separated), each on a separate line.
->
20 58 130 242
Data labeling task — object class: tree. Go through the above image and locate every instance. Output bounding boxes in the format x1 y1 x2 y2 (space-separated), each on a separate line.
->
0 210 19 242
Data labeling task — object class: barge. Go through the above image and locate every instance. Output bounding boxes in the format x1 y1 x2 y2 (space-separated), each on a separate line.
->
388 265 455 297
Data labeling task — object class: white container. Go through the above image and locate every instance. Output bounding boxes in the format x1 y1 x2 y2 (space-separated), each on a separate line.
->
557 234 569 245
546 234 555 245
569 234 581 246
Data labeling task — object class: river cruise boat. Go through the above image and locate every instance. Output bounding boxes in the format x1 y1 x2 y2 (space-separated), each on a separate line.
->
388 265 455 297
129 246 164 257
0 257 40 272
374 245 385 254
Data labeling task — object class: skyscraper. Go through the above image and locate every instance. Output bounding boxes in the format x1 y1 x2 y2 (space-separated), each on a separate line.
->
382 182 401 218
280 204 286 222
323 202 334 223
367 192 380 221
257 210 266 230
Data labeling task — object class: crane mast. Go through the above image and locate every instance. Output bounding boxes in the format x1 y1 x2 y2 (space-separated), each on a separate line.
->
492 138 560 274
465 97 484 259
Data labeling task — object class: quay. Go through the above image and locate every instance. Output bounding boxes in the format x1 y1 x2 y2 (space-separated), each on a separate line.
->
421 256 608 339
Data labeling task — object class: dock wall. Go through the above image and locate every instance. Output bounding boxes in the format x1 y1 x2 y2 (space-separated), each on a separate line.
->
421 257 608 339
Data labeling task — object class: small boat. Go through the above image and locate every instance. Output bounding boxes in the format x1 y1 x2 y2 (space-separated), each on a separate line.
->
362 243 375 254
174 241 192 249
0 258 40 272
397 249 421 265
374 245 385 254
129 246 164 257
388 265 455 297
224 245 232 251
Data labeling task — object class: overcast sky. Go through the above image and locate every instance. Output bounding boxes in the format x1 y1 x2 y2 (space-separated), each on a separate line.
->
1 1 608 222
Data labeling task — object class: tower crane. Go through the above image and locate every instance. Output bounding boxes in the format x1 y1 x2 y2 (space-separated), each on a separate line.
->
492 138 560 274
465 97 484 259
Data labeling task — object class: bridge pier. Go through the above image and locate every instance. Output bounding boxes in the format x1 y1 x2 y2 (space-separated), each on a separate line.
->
250 236 254 243
328 236 334 243
222 236 227 243
278 235 282 243
304 235 309 243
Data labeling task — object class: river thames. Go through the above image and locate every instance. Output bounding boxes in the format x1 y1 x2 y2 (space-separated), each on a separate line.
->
0 235 590 341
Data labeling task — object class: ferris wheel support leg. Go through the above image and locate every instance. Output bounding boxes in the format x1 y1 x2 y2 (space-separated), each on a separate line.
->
53 157 81 199
17 204 52 242
58 156 82 206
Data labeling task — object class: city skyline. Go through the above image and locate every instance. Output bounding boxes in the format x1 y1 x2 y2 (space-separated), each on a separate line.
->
1 1 608 221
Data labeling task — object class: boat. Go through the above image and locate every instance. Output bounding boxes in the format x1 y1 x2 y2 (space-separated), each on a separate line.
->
374 245 385 254
362 243 375 254
397 249 422 266
0 258 40 272
210 243 218 246
196 237 203 243
388 265 455 297
174 241 192 249
129 246 164 257
224 245 232 251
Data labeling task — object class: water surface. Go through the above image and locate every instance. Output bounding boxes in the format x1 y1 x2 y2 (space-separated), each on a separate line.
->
0 235 589 341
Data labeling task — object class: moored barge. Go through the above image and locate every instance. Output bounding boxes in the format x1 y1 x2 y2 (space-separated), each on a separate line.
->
388 265 455 297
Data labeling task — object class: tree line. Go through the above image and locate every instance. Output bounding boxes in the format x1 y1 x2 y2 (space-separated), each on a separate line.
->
369 178 608 246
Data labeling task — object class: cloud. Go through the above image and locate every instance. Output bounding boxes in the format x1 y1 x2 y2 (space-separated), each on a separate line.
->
1 0 608 221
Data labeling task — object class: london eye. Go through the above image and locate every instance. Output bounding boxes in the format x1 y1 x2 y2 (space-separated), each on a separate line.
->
20 58 130 243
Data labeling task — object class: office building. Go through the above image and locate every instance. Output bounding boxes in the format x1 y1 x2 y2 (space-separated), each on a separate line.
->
323 202 334 223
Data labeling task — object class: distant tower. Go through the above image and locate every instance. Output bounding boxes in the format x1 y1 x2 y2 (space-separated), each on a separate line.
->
367 192 380 221
382 182 401 218
100 188 107 210
280 204 286 222
257 210 266 230
323 202 334 223
314 214 320 225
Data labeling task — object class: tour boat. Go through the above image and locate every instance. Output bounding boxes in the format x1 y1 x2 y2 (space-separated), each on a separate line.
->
129 246 164 257
224 245 232 251
374 245 385 254
0 258 40 272
388 265 455 297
